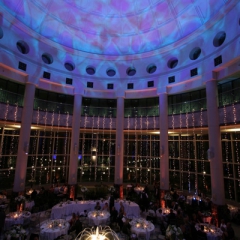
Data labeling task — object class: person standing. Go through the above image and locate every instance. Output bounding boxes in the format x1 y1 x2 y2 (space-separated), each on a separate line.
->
0 207 6 237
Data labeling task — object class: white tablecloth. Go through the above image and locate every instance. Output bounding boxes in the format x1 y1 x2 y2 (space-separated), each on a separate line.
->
195 224 222 240
51 200 140 219
130 218 155 240
88 210 110 226
40 219 69 240
4 211 31 230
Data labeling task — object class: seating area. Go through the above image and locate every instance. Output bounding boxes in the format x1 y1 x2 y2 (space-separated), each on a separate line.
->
0 184 240 240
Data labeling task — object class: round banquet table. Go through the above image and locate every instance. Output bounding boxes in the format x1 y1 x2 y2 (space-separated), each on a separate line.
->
4 211 31 230
88 210 110 226
51 200 140 219
134 187 144 194
195 223 223 240
129 218 155 240
40 219 69 240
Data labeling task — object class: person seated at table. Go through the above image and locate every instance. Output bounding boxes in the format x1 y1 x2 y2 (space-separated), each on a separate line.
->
63 184 68 196
197 225 207 240
80 210 88 217
222 222 235 240
119 202 125 216
69 213 77 227
68 214 82 235
110 206 118 223
220 219 227 231
171 201 179 211
54 184 60 194
31 189 37 200
196 211 204 223
94 202 101 211
167 209 176 225
122 217 131 236
102 202 109 212
0 207 6 236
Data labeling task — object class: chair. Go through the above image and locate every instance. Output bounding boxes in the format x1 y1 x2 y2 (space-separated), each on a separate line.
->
149 231 157 240
137 232 147 240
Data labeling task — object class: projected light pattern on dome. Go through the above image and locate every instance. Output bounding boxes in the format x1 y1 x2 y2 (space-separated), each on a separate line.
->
0 0 228 55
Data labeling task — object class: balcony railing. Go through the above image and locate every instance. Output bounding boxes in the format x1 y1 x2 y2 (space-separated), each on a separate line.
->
168 98 207 115
124 106 159 117
0 89 24 107
81 106 117 117
218 87 240 107
34 98 73 115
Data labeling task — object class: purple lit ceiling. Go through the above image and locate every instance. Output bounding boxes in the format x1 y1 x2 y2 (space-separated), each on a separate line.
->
1 0 228 55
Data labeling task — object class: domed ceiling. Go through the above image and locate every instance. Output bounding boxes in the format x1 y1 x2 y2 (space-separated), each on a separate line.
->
0 0 229 56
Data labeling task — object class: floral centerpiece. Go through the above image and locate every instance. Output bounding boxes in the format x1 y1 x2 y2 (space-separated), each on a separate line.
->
108 186 115 193
5 225 27 240
165 225 183 240
15 195 26 203
81 186 88 193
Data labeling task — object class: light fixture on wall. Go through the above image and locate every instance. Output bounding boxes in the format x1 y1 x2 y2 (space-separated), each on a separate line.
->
24 142 29 155
92 147 97 161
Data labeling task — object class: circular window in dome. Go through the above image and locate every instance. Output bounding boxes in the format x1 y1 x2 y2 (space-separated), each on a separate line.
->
0 27 3 39
213 31 226 47
167 58 178 69
127 67 136 76
189 47 201 60
107 69 116 77
16 41 29 54
147 64 157 74
64 62 75 71
42 53 53 64
86 66 96 75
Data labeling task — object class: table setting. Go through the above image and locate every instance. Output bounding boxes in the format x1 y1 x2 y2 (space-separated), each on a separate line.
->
51 199 140 219
134 186 144 194
129 218 155 240
40 219 69 240
88 210 110 226
195 223 223 240
4 211 31 230
201 211 212 224
4 224 28 240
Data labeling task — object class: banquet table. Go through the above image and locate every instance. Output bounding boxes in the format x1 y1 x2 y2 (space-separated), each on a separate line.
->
195 223 223 240
134 187 144 194
88 210 110 226
129 218 155 240
51 200 140 219
40 219 69 240
4 211 31 230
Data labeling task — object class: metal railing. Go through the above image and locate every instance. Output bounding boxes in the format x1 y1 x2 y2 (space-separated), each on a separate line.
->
34 98 74 115
81 106 117 117
218 87 240 107
124 106 159 117
168 98 207 115
0 89 24 107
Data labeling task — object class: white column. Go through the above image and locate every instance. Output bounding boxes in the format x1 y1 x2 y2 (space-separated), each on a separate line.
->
13 82 36 192
206 80 225 205
115 96 124 184
159 93 169 191
68 93 82 185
